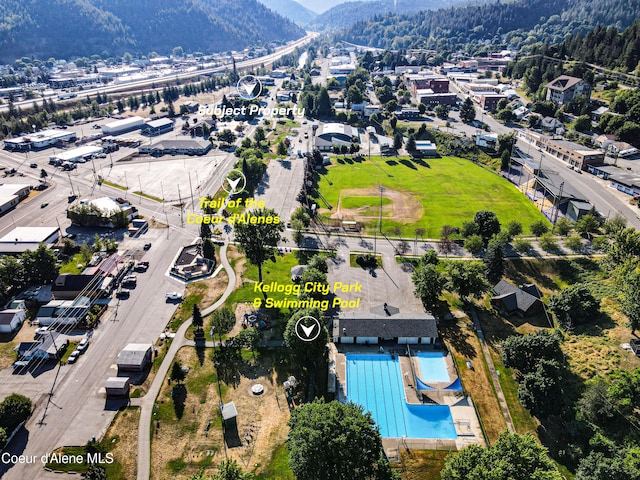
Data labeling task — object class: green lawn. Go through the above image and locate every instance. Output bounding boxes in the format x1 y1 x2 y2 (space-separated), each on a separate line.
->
255 444 295 480
316 155 547 237
59 253 86 274
225 252 301 307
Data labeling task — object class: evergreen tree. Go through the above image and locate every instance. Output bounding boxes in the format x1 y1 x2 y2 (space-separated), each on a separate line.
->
460 97 476 123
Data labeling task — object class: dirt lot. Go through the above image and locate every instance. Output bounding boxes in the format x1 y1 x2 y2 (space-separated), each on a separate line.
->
333 187 422 223
150 346 292 479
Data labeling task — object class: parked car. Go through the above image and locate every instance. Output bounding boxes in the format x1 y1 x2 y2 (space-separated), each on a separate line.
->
122 275 137 286
116 288 130 299
67 350 80 364
34 326 49 337
77 338 89 353
165 292 183 301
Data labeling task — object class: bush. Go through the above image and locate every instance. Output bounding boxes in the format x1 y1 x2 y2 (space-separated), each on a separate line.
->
513 238 533 254
539 233 559 252
356 254 378 269
564 236 583 253
464 235 484 255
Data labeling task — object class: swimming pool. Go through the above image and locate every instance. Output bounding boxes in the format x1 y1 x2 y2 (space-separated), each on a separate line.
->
415 351 451 384
346 354 457 439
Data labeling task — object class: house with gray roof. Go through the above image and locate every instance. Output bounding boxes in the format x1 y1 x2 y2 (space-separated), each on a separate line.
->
491 280 543 317
332 304 438 345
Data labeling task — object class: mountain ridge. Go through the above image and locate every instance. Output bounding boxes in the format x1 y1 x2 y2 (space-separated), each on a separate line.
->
0 0 306 62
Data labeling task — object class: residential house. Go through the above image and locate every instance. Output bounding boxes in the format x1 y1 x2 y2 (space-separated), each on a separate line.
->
545 75 591 105
0 309 26 334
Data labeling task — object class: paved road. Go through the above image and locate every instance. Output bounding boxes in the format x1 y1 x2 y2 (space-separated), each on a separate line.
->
136 243 236 480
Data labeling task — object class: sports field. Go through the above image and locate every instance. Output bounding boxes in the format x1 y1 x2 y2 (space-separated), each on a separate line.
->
316 155 547 237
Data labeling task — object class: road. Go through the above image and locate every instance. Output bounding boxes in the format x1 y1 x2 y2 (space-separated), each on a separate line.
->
0 40 312 480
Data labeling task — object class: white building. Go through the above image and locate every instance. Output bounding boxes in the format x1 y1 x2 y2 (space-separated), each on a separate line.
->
314 123 358 151
102 116 144 135
0 309 26 334
0 185 32 215
4 129 77 151
0 226 59 254
49 145 103 164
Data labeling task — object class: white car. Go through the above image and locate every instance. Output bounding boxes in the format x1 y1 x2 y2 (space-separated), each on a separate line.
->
77 338 89 353
166 292 184 301
68 350 80 364
34 326 49 337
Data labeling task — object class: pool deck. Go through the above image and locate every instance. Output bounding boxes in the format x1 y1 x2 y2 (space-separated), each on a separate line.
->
334 344 486 451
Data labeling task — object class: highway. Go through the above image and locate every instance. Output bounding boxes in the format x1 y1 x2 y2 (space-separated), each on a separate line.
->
1 32 318 114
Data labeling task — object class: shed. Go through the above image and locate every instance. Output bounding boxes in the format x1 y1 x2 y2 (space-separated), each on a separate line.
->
105 377 130 397
220 402 238 421
116 343 153 372
491 280 543 317
0 309 26 334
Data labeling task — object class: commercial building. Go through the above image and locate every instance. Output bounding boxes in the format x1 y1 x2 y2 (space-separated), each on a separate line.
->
49 145 103 164
522 132 604 170
332 304 438 345
35 299 91 327
0 185 32 216
138 139 212 156
314 123 357 151
478 94 508 111
546 75 591 105
4 129 77 151
102 116 144 135
68 197 138 227
141 118 174 136
0 226 59 254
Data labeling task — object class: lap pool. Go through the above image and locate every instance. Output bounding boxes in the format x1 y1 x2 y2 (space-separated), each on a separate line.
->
346 354 457 439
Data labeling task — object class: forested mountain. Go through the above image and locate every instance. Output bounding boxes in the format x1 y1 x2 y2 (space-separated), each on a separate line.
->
504 19 640 86
0 0 305 63
258 0 317 25
295 0 352 14
311 0 474 30
340 0 640 51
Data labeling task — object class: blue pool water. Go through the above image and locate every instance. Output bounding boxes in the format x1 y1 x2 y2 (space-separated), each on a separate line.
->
416 351 451 384
346 354 457 439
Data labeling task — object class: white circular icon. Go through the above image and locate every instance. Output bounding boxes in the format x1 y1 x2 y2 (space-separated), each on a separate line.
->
222 169 247 194
294 316 322 342
237 75 262 100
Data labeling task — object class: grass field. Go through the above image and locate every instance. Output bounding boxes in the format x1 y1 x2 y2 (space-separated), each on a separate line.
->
316 155 547 237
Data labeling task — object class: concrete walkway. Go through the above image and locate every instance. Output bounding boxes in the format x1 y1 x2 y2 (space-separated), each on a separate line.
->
136 243 237 480
469 305 515 434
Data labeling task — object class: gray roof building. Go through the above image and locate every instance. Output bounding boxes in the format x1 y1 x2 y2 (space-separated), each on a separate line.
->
116 343 153 371
491 280 543 317
333 304 438 344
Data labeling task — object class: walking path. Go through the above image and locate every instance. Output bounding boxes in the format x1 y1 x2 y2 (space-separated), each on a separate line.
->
469 305 515 434
136 243 237 480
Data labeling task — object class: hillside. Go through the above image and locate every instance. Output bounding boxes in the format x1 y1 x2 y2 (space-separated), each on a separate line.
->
0 0 306 63
295 0 352 14
259 0 317 25
312 0 477 30
339 0 640 51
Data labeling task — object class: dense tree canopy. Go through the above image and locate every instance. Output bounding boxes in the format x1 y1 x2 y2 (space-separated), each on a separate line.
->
441 431 562 480
287 399 396 480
